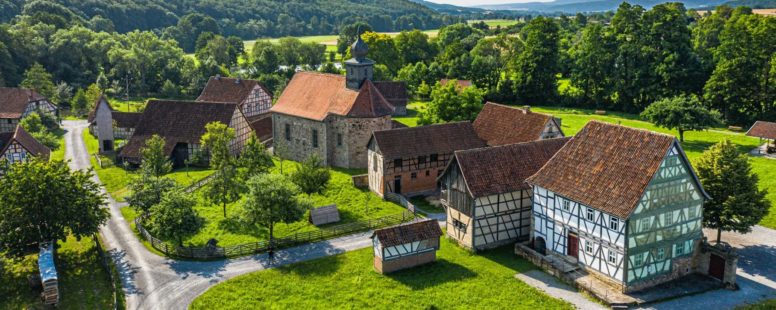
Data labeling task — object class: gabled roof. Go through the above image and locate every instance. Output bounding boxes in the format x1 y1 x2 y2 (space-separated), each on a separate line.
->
746 121 776 140
371 219 442 247
440 79 472 89
247 112 273 142
473 102 560 146
271 72 394 121
0 125 51 160
526 121 706 219
87 95 111 123
0 87 46 118
371 122 486 159
196 76 271 104
451 138 571 198
373 81 409 107
112 112 142 128
119 100 239 160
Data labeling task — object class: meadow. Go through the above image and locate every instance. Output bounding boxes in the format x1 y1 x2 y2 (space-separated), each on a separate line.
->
190 237 572 309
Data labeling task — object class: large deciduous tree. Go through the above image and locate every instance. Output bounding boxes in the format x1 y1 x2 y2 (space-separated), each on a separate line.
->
241 174 310 247
640 95 722 142
291 154 331 195
0 160 108 256
21 62 56 99
201 122 240 218
695 139 769 243
147 189 202 246
418 81 484 125
126 177 178 216
140 135 173 178
240 133 274 178
514 17 560 104
571 23 615 108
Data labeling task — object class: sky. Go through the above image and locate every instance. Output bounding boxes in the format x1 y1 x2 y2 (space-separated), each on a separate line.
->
425 0 553 6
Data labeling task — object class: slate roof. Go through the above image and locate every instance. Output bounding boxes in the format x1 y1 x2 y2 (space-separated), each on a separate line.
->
247 112 273 142
0 87 46 118
119 100 238 160
271 72 394 121
526 121 706 219
0 125 51 160
373 81 409 108
440 79 472 89
473 102 559 146
371 219 442 247
746 121 776 140
196 76 270 104
371 122 487 159
453 138 571 197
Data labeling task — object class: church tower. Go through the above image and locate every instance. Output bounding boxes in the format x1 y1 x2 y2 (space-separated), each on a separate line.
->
344 34 374 90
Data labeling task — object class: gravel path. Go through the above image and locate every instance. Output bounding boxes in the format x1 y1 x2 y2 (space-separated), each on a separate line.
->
516 270 607 310
64 120 376 310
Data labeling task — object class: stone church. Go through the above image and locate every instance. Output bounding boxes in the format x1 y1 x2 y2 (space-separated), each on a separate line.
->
270 34 404 169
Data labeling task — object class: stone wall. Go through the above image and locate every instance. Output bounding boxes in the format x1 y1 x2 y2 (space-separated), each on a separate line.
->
272 113 328 164
327 115 391 169
374 250 436 274
624 239 702 293
694 241 738 289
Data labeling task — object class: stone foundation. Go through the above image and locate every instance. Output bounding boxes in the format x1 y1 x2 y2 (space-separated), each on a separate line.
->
695 240 739 289
375 251 436 274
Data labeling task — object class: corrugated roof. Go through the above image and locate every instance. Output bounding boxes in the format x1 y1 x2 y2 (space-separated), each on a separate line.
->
526 121 684 218
271 72 394 121
371 219 442 247
0 87 46 118
454 138 570 197
196 76 271 104
371 122 487 159
746 121 776 140
473 102 558 146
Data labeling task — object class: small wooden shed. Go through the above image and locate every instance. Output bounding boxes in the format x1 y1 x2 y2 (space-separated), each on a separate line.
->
309 204 340 226
38 242 59 306
371 219 442 274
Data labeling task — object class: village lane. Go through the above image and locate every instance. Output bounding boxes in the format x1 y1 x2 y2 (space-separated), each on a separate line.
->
63 120 377 310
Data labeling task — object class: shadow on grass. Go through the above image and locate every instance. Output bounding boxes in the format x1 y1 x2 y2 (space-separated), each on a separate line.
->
216 215 265 237
477 244 537 273
275 248 344 277
387 258 476 290
679 140 717 154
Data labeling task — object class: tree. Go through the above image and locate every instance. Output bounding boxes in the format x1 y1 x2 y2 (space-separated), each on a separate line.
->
71 88 89 117
126 177 178 215
240 133 274 178
640 95 722 142
253 44 279 74
571 23 615 107
20 112 58 149
0 160 108 257
273 138 290 175
241 174 310 247
418 81 484 125
140 135 172 178
20 62 55 99
201 122 240 217
147 189 202 246
514 17 560 104
394 29 435 66
695 140 769 243
85 83 102 109
291 154 331 195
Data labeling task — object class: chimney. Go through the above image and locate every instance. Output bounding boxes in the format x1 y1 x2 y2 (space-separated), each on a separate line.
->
215 74 221 80
235 78 241 84
523 105 531 114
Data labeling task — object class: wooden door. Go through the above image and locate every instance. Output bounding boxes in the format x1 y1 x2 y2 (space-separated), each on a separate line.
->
393 176 402 194
567 232 579 259
709 254 725 280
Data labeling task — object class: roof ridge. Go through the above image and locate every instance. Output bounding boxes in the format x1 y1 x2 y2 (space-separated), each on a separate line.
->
587 120 676 139
373 121 472 134
457 136 571 156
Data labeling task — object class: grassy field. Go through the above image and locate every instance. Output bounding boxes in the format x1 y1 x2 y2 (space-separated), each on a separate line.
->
469 19 520 28
122 159 408 247
108 97 148 113
738 299 776 309
244 29 440 53
50 128 67 162
0 236 117 309
393 101 429 127
190 237 572 309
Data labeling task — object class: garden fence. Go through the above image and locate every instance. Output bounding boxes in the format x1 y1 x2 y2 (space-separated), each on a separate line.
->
384 192 417 214
135 211 415 259
184 172 218 193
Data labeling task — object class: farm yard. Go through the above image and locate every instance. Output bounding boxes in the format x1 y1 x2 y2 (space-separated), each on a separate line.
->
190 237 573 309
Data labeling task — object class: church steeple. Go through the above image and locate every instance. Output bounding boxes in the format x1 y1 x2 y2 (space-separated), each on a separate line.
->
344 32 374 90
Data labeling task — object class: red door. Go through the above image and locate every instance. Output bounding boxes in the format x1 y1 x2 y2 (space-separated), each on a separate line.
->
567 233 579 259
709 254 725 280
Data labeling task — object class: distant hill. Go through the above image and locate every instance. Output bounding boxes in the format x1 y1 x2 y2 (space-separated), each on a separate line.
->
722 0 776 8
409 0 545 17
476 0 728 13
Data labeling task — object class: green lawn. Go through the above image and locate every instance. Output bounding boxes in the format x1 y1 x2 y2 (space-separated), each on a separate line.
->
469 19 520 28
0 236 118 309
122 159 409 247
738 299 776 309
393 101 429 127
191 237 572 309
108 97 148 113
50 128 67 162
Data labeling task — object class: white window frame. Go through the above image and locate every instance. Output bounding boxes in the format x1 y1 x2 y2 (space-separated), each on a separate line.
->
586 208 594 221
664 211 673 226
640 218 651 232
608 250 616 264
657 247 665 261
609 217 619 231
634 252 644 267
562 199 570 211
675 242 685 256
585 240 593 254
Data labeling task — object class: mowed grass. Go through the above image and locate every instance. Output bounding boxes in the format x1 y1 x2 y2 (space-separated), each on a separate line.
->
0 236 116 309
393 101 429 127
738 299 776 309
245 29 440 53
190 237 572 309
469 19 520 28
50 127 67 162
122 158 408 247
107 97 148 113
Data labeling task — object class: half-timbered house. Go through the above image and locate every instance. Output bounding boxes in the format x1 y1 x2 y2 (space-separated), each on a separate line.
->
473 102 563 146
0 87 58 133
371 219 443 274
373 81 409 116
439 138 569 251
197 76 275 143
270 35 397 169
526 121 709 292
118 100 251 166
88 96 141 152
367 122 486 197
0 125 50 164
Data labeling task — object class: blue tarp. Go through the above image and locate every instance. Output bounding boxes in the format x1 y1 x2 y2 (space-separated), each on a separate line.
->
38 242 57 282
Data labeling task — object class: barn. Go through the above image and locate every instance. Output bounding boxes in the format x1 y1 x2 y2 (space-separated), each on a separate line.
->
371 219 442 274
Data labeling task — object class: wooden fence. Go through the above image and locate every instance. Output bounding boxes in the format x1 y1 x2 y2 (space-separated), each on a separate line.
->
384 192 417 214
93 234 122 310
135 211 415 259
184 172 218 194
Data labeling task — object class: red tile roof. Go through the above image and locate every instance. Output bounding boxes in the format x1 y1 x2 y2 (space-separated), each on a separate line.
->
746 121 776 140
373 81 408 108
371 219 442 247
0 125 50 160
473 102 560 146
0 87 47 118
196 76 271 104
453 138 570 197
271 72 394 121
247 112 273 142
440 79 472 89
526 121 704 218
371 122 487 159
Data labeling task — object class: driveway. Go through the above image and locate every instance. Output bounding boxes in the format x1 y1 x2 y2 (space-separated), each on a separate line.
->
63 120 376 310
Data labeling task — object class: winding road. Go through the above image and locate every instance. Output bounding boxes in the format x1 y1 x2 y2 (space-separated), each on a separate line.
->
63 120 376 310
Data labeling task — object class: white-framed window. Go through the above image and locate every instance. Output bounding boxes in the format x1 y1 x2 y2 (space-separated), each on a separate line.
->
608 250 616 264
657 247 665 260
585 240 593 254
609 217 619 231
634 252 644 267
675 242 685 256
640 218 651 232
688 206 697 218
664 211 673 226
562 199 570 211
586 208 594 221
